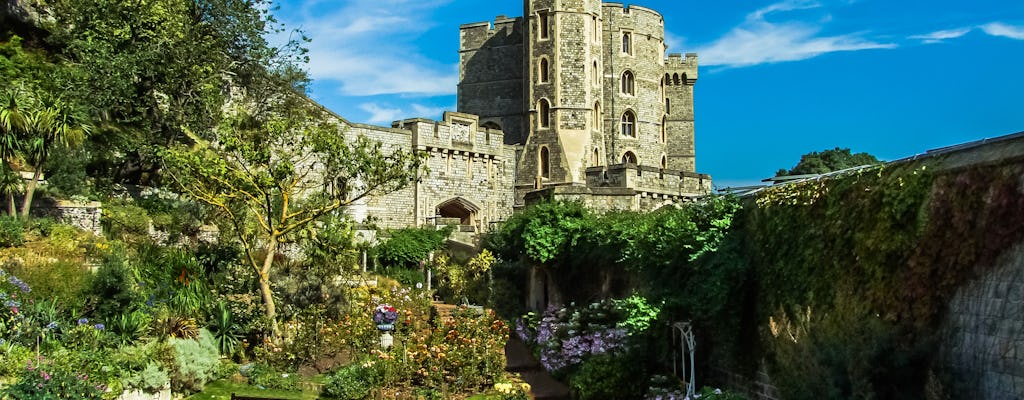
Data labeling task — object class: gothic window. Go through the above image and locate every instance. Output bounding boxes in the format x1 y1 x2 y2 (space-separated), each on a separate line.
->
539 146 551 178
592 61 599 86
661 155 667 169
622 32 632 55
539 99 551 128
539 12 549 39
622 151 637 164
593 148 601 166
621 110 636 137
593 16 599 42
673 73 680 85
665 73 671 85
593 101 601 131
539 58 549 83
621 71 634 95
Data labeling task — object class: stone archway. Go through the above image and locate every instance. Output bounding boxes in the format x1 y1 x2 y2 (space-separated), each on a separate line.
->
436 197 480 226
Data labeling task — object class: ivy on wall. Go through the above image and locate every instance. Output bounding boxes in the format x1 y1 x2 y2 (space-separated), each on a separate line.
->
742 160 1024 399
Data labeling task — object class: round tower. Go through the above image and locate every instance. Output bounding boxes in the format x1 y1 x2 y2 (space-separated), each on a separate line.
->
520 0 604 191
599 4 668 170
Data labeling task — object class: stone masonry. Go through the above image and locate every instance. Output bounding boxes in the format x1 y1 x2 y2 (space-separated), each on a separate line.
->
310 0 713 231
458 0 711 212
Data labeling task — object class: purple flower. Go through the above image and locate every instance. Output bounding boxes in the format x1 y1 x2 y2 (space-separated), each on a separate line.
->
77 318 89 325
94 324 104 331
45 321 58 330
7 275 29 293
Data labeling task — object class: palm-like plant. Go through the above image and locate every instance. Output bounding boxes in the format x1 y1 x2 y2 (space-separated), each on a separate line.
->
0 89 27 216
19 96 90 218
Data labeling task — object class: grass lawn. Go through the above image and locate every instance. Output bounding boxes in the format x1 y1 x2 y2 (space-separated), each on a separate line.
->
185 379 319 400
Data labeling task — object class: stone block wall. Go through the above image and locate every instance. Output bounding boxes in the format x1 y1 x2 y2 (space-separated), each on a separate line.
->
940 240 1024 398
32 200 102 236
458 17 526 145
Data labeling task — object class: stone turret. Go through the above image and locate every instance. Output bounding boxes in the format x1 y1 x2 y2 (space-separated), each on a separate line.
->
664 53 698 172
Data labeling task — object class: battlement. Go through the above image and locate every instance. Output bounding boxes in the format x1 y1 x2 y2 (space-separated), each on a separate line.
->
460 16 522 50
585 164 710 196
602 3 664 22
665 53 698 84
396 112 507 157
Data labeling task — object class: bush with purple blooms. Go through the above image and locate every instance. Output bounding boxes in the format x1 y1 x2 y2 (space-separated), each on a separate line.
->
4 359 104 399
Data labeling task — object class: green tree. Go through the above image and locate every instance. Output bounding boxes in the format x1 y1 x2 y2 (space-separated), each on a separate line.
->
19 95 89 218
375 226 453 269
163 94 424 339
776 147 880 176
0 89 27 215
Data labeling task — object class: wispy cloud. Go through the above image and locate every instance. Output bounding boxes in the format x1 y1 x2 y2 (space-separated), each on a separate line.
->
276 0 458 97
359 102 451 124
980 22 1024 40
695 1 894 68
909 27 973 44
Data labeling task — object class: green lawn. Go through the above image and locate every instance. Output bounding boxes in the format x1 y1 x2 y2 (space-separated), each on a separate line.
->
185 380 319 400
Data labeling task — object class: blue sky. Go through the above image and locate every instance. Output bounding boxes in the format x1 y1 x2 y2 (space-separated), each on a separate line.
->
272 0 1024 188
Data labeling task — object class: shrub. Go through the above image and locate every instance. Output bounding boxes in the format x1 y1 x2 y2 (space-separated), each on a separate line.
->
168 329 220 393
0 216 24 247
569 353 645 400
124 363 169 393
323 363 376 400
247 363 299 391
5 359 104 399
86 254 144 320
8 260 91 310
382 267 424 287
101 202 151 241
374 226 452 269
0 343 33 378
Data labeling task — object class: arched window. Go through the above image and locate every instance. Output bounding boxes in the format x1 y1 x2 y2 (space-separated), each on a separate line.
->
539 12 549 39
539 146 550 178
622 32 632 54
673 73 680 85
621 151 637 164
661 115 667 143
621 110 636 137
593 101 601 131
665 98 671 114
538 99 551 128
621 71 634 95
593 61 599 85
593 148 601 166
665 73 671 85
661 155 667 170
539 58 549 83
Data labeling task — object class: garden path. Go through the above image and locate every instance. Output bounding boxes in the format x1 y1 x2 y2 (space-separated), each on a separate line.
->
504 337 570 400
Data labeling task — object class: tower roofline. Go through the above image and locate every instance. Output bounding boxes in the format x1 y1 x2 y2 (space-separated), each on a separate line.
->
601 3 663 19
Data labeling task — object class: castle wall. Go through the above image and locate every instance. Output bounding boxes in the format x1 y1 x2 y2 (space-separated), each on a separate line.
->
458 17 526 145
600 3 668 169
664 53 698 172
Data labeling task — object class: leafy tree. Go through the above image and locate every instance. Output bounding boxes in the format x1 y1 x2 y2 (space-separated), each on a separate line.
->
18 95 89 217
163 94 425 339
776 147 880 176
375 226 453 269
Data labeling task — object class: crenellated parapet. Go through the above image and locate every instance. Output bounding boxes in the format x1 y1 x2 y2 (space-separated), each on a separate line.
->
665 53 698 85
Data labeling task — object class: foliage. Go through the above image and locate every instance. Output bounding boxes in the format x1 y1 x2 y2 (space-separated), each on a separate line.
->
108 310 151 346
382 267 425 287
168 329 220 394
207 301 242 357
569 352 645 400
124 363 170 393
85 253 144 320
247 363 299 391
4 359 104 399
323 363 375 399
776 147 880 176
376 226 452 269
613 295 661 335
435 249 495 304
163 95 426 339
0 216 24 247
100 200 151 241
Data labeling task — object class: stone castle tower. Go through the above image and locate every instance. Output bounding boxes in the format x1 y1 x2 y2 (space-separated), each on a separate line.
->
459 1 709 209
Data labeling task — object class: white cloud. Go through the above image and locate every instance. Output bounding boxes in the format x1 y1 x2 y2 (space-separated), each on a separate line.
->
695 1 894 68
909 27 973 44
359 103 405 124
359 102 453 124
276 0 458 97
980 22 1024 40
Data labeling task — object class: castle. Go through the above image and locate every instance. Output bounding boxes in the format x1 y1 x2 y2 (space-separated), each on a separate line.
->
328 0 711 232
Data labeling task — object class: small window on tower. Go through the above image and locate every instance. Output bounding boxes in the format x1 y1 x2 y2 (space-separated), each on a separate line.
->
540 146 551 178
539 12 549 39
621 71 634 95
622 32 632 54
539 58 549 83
539 99 551 128
621 110 636 137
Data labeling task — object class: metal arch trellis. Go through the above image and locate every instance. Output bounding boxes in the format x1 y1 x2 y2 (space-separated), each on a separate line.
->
671 321 696 397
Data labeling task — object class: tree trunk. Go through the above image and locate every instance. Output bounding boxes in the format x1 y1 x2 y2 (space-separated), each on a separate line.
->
259 238 281 342
5 192 13 216
19 164 42 219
